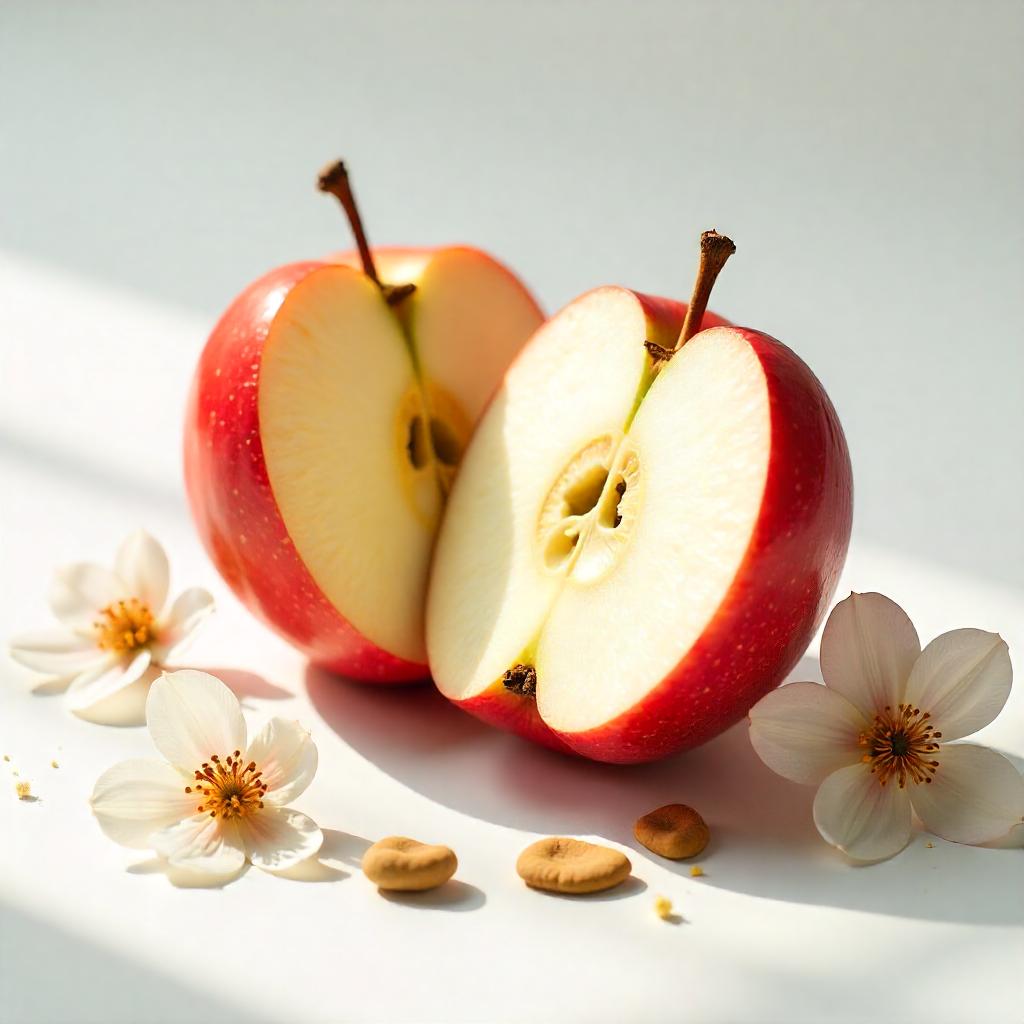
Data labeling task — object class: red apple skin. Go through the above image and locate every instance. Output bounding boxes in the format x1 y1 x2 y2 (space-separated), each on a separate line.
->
556 325 853 762
184 253 433 683
446 293 737 754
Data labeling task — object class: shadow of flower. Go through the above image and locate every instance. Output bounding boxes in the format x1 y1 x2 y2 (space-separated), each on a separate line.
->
127 856 247 889
187 666 292 702
271 828 371 882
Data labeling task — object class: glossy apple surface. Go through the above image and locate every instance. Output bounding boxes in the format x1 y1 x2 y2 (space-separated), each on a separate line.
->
426 286 852 760
185 247 543 681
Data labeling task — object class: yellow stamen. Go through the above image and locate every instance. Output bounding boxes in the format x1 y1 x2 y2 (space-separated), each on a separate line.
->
186 750 267 820
94 598 156 653
15 781 31 800
859 703 942 789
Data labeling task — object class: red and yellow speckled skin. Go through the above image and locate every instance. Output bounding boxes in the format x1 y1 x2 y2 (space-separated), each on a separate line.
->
449 298 852 763
183 256 429 682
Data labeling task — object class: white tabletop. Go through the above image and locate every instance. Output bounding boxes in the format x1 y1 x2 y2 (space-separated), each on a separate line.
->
1 250 1022 1024
2 4 1023 1020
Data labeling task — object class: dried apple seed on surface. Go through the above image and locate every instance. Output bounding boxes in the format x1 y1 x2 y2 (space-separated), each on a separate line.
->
634 803 709 859
516 837 631 894
362 836 458 891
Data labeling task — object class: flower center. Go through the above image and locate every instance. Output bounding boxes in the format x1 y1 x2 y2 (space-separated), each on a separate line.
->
860 703 942 788
94 598 155 653
185 752 268 819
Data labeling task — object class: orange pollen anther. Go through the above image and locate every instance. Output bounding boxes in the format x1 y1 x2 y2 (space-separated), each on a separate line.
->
94 598 156 653
185 750 268 819
859 703 942 789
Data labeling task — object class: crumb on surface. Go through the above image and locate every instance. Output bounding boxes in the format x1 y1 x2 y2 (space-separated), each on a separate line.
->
690 866 704 877
925 841 934 849
3 754 9 762
654 896 673 920
15 781 31 800
51 760 59 769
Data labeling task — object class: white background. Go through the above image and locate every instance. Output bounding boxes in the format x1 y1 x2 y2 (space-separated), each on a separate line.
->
1 3 1022 1022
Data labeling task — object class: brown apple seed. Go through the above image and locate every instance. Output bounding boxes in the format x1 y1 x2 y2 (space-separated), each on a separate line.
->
362 836 458 892
634 803 709 860
516 837 631 895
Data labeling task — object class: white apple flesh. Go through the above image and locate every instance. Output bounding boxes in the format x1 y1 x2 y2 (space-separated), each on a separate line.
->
426 270 852 761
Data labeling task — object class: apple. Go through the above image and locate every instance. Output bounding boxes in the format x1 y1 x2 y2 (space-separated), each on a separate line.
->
184 162 544 682
426 232 853 761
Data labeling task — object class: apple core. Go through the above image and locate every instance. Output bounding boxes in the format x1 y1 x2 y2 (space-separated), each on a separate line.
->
538 435 641 585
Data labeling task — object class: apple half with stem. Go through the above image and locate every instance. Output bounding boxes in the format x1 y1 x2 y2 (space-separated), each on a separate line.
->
184 162 543 682
426 233 853 761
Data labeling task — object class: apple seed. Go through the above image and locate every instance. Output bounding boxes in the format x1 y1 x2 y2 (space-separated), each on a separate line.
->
362 836 457 892
516 837 631 894
634 803 709 860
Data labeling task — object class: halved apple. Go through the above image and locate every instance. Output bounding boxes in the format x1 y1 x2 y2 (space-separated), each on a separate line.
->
184 164 543 682
426 242 852 761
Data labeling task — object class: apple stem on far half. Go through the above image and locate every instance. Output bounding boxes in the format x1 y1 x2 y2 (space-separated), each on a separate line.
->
317 159 416 306
645 230 736 363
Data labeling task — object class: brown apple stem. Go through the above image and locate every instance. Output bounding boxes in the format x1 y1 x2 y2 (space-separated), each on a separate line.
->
317 159 381 288
674 230 736 350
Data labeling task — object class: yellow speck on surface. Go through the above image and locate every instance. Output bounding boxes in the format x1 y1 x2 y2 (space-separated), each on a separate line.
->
654 896 673 920
3 754 9 762
15 781 31 800
51 761 59 769
926 841 934 849
690 866 704 877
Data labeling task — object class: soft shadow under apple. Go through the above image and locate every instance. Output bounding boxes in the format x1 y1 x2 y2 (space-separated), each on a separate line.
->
306 656 1024 926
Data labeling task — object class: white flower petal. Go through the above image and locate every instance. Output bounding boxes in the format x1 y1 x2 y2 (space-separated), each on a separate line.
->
820 592 921 718
66 649 152 713
903 629 1012 741
813 763 913 861
151 588 215 663
245 718 318 806
910 743 1024 846
146 669 247 771
9 628 103 674
115 530 170 614
48 563 124 630
749 682 866 784
90 758 196 848
151 813 247 877
240 808 323 872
